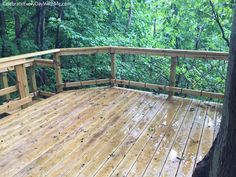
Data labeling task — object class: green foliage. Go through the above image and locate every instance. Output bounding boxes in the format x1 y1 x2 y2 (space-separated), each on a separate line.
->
0 0 233 102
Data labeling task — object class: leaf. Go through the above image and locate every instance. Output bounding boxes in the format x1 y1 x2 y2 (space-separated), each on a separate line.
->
125 3 131 9
115 1 121 9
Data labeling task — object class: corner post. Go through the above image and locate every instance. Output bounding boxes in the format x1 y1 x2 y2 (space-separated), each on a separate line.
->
53 52 63 93
15 63 30 108
110 52 116 86
28 66 37 93
0 73 11 101
168 56 177 98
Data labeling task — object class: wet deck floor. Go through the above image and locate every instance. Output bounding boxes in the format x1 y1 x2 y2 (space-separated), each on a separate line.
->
0 87 222 177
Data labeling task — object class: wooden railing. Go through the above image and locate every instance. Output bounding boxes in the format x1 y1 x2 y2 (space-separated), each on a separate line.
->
0 46 229 114
59 47 228 99
0 49 58 113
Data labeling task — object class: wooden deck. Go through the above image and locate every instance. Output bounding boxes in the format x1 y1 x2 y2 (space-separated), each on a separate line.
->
0 87 222 177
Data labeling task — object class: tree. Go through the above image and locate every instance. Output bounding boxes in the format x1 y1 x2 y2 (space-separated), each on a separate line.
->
35 0 45 50
193 4 236 177
125 0 133 33
209 0 230 47
12 0 21 49
55 0 63 48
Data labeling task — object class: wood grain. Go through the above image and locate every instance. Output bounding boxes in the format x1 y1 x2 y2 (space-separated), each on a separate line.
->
0 88 222 177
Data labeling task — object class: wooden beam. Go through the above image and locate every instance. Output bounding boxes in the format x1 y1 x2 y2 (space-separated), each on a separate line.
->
110 46 228 60
0 73 11 100
0 85 17 97
64 79 110 88
38 91 56 97
111 53 116 86
59 46 228 59
168 57 177 98
53 52 63 92
0 96 32 114
0 59 27 69
0 60 33 73
0 47 228 65
0 49 60 64
59 47 109 56
27 67 37 93
34 59 54 67
111 79 224 99
15 64 30 108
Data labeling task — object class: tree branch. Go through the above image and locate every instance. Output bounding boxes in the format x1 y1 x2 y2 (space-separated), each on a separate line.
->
209 0 230 47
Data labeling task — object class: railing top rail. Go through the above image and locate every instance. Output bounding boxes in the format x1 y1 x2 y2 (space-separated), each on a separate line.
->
110 46 229 60
59 47 109 56
59 46 110 52
59 46 229 60
0 47 229 64
0 49 60 64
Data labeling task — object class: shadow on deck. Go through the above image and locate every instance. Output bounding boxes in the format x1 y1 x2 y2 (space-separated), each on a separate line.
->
0 87 222 177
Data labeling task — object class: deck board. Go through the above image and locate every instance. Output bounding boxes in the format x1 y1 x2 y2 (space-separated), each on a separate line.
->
79 92 169 177
37 91 143 177
46 91 164 177
0 90 99 152
160 101 206 177
0 87 222 177
105 97 184 177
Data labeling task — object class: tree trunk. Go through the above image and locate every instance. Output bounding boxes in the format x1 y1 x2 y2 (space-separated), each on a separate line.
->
153 18 156 37
13 0 21 49
193 4 236 177
125 0 133 33
153 6 158 38
195 25 204 50
55 1 63 48
35 0 45 50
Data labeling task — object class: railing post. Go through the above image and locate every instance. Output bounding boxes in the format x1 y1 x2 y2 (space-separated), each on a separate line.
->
15 63 30 108
53 52 63 92
0 73 10 101
110 52 116 86
28 66 37 93
168 57 177 98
